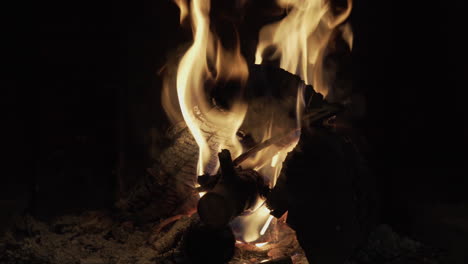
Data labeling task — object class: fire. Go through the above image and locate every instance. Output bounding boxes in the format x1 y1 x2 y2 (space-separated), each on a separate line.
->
163 0 353 243
255 0 353 96
173 0 188 24
255 242 269 248
168 0 249 176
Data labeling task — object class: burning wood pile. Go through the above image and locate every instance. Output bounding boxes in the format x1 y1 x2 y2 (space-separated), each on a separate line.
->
116 0 375 262
1 0 398 263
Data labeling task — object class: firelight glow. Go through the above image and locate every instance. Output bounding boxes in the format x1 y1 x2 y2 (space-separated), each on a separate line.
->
255 242 269 248
172 0 248 176
164 0 353 243
260 215 275 236
255 0 353 96
270 152 280 167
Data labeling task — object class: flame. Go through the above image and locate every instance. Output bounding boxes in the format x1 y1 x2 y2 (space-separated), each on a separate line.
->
232 0 353 242
234 205 273 243
167 0 249 175
255 0 353 96
270 152 280 167
260 215 275 236
173 0 189 24
164 0 353 243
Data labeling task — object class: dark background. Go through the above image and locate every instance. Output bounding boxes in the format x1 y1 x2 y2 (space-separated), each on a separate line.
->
4 0 467 258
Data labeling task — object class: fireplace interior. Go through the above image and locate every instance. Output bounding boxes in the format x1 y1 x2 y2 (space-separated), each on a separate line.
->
3 0 467 264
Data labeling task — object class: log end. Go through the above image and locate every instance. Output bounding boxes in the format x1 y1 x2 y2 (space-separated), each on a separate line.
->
197 192 234 229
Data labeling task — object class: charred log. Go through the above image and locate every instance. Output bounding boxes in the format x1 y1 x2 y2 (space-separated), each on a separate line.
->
269 126 379 264
198 149 269 229
116 64 341 224
115 124 199 223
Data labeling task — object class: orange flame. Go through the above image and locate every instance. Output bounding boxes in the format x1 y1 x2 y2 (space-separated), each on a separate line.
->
255 0 353 96
164 0 353 243
173 0 188 24
232 0 353 242
169 0 249 175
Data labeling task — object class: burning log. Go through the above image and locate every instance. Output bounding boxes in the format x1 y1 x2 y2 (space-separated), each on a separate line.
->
115 64 343 226
266 126 379 264
115 124 200 222
198 149 269 229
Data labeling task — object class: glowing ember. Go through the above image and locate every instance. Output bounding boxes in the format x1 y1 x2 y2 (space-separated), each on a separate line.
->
198 191 207 198
255 242 269 248
260 215 275 236
270 152 280 167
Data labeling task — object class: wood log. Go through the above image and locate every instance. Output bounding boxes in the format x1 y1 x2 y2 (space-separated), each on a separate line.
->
115 120 227 222
115 64 335 223
198 149 268 228
278 126 379 264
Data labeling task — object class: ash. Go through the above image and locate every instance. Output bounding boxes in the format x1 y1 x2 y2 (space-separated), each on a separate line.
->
0 213 443 264
0 212 159 264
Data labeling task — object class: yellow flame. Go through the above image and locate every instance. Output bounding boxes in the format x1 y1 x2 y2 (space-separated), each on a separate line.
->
164 0 353 243
173 0 189 24
234 0 353 241
270 152 280 167
172 0 248 175
255 0 353 96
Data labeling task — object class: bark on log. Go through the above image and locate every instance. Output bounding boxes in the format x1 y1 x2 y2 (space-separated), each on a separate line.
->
115 64 335 223
115 120 227 222
278 126 379 264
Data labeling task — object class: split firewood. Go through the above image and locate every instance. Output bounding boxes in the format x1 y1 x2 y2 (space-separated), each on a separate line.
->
116 64 338 224
279 126 378 264
115 122 223 223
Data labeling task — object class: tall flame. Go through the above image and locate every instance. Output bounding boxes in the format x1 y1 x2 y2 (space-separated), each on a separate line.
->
233 0 353 242
255 0 353 96
164 0 353 243
171 0 248 175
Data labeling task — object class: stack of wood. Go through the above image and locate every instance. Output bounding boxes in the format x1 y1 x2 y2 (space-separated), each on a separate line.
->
112 64 376 264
